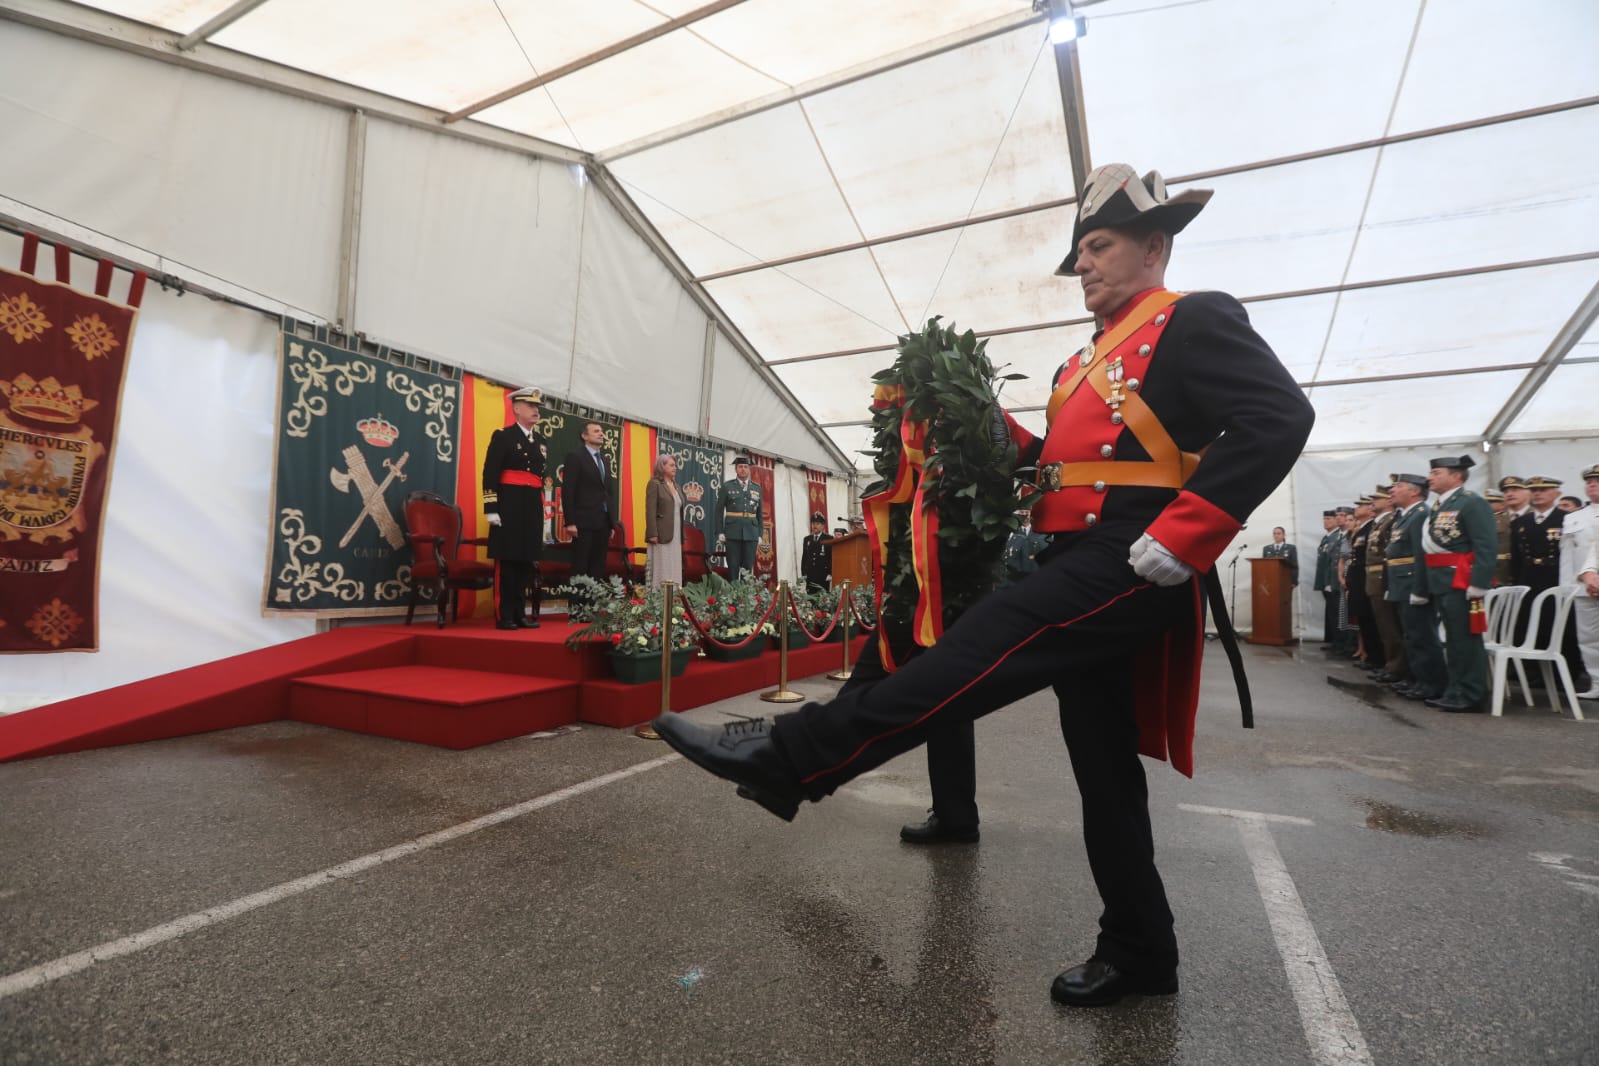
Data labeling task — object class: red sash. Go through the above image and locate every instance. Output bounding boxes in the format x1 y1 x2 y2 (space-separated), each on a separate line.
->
1425 552 1473 590
500 471 543 488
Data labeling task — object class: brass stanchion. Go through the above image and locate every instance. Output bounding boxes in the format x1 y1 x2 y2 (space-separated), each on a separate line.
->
635 580 674 740
827 579 854 681
760 580 805 704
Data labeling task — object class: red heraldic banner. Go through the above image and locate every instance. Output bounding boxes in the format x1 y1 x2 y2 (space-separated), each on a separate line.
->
0 240 143 652
805 468 828 528
750 454 777 589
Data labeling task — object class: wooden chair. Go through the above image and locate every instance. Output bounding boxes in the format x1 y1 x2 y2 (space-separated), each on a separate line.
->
607 525 647 585
681 526 728 583
402 491 494 628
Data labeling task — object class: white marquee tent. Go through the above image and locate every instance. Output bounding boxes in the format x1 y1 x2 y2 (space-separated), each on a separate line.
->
2 0 1597 708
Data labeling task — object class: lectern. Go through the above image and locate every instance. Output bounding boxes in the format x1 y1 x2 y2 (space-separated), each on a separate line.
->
825 532 872 590
1248 556 1295 645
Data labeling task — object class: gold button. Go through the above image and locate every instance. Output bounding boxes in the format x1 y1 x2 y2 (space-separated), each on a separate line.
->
1154 313 1166 325
1111 412 1123 425
1127 378 1140 391
1085 513 1098 526
1094 481 1106 493
1100 444 1113 458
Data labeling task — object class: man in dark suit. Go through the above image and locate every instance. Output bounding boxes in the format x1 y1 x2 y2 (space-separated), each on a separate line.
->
482 387 546 630
561 421 615 589
800 512 832 593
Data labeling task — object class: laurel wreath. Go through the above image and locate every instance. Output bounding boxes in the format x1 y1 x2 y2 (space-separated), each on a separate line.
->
863 319 1030 655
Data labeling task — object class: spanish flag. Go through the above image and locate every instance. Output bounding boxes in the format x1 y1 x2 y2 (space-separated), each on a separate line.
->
618 420 658 549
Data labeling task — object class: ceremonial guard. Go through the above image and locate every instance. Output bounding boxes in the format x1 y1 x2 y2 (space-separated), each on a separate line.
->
1363 484 1405 682
1566 464 1599 700
482 386 546 630
1314 510 1341 646
800 512 832 593
716 456 764 581
655 163 1315 1006
1421 456 1496 711
1385 473 1445 700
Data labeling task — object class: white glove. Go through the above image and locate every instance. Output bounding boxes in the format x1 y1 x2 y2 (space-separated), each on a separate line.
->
1408 593 1428 606
1466 585 1488 600
1129 533 1195 587
486 513 501 527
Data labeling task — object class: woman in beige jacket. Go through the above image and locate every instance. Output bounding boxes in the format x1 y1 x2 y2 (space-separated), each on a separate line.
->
644 453 684 588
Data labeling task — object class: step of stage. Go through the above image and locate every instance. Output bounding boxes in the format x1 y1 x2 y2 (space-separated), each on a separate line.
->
289 665 579 750
408 619 609 682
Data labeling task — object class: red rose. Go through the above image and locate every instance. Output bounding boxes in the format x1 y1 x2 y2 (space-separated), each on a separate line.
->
650 625 659 635
610 633 622 644
706 596 717 605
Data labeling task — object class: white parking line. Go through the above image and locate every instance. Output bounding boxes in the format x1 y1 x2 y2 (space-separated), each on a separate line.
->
1184 804 1372 1066
0 754 680 1001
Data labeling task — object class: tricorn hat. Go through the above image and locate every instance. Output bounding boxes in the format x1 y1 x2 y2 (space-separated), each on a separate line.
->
1498 475 1527 491
1429 455 1475 470
1582 463 1599 481
732 455 752 466
1322 509 1337 517
1393 473 1428 488
509 386 542 405
1056 164 1213 275
1525 475 1562 490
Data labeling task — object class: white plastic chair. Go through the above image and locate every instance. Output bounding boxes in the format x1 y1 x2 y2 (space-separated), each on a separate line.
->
1482 585 1531 708
1489 584 1585 720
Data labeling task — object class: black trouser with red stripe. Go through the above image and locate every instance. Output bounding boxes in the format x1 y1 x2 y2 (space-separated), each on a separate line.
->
771 526 1191 976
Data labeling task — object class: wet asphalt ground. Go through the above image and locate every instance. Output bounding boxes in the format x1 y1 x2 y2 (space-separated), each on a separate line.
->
1 642 1595 1065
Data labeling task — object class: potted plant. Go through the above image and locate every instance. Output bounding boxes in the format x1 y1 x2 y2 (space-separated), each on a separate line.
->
562 575 699 684
681 573 774 663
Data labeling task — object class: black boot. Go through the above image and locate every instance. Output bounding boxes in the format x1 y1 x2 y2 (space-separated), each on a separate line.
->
900 811 979 845
653 714 804 822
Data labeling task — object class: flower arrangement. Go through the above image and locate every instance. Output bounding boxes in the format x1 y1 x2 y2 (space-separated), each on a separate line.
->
679 572 778 645
561 575 699 654
849 581 877 629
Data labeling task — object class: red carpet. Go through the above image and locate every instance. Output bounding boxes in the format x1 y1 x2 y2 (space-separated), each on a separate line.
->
0 619 870 760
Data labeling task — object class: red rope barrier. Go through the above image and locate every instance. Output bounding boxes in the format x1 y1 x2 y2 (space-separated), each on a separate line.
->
787 590 845 642
675 589 782 650
849 596 878 633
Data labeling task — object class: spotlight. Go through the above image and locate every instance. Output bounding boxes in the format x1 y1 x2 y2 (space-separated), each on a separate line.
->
1049 16 1086 44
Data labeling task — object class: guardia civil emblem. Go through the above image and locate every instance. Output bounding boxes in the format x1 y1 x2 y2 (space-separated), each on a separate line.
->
0 373 103 544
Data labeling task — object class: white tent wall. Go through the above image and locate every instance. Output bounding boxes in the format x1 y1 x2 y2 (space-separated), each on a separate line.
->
0 21 346 320
0 234 314 714
773 464 807 588
705 330 836 470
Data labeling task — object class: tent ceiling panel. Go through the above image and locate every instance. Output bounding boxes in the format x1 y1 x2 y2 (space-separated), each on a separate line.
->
354 120 584 384
1305 370 1525 449
983 324 1095 409
1346 107 1599 282
871 206 1082 336
1162 153 1374 298
209 0 575 113
571 186 710 431
1237 294 1341 380
706 330 837 469
1390 0 1599 133
476 30 786 151
75 0 233 34
609 104 862 276
1505 321 1599 437
824 424 877 473
0 21 346 318
772 352 889 427
1079 0 1419 178
1313 261 1599 382
799 24 1067 239
703 250 907 361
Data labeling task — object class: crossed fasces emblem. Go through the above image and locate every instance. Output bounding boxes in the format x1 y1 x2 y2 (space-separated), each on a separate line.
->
330 444 408 549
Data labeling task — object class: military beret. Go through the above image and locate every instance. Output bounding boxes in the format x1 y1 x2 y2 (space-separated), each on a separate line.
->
509 386 542 404
1524 475 1562 490
1498 475 1527 491
1392 473 1428 488
1429 455 1474 470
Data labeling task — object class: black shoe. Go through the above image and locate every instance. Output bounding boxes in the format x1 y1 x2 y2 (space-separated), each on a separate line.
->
1050 958 1177 1008
523 617 541 629
653 714 804 822
1390 682 1419 697
1370 671 1396 683
900 811 979 845
495 620 521 630
1426 696 1484 713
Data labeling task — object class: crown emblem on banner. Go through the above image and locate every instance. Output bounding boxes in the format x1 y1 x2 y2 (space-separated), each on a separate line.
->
357 413 399 447
682 482 704 503
0 373 98 425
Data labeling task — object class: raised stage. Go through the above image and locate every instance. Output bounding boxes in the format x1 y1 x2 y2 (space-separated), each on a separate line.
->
0 619 869 761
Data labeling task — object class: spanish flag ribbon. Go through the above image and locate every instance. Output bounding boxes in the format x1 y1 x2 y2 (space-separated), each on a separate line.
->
862 384 945 671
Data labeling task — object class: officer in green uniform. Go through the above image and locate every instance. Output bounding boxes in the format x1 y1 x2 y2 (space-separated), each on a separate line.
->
1385 473 1445 700
1313 510 1341 647
717 456 764 581
1491 476 1525 586
1422 456 1497 712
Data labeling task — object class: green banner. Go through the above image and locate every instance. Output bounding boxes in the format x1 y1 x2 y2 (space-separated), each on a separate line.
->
264 333 457 616
659 431 724 550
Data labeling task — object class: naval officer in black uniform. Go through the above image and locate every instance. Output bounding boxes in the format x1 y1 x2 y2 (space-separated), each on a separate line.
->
482 386 546 629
